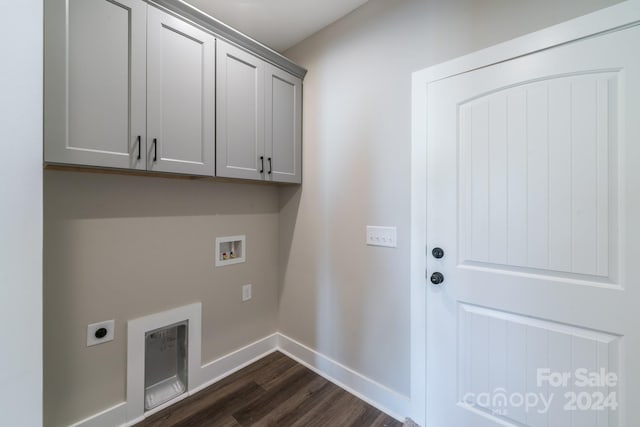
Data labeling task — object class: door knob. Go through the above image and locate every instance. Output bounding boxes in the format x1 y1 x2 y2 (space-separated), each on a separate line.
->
432 247 444 259
430 272 444 285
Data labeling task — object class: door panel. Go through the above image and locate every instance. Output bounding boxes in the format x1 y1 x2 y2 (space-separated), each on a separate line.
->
457 304 619 426
426 25 640 427
146 6 215 175
45 0 146 169
265 64 302 183
459 72 614 278
216 40 265 180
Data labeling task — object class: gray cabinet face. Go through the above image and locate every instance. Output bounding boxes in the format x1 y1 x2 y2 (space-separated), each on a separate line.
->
265 65 302 184
45 0 147 169
45 1 302 183
216 40 302 184
216 40 265 180
146 6 215 176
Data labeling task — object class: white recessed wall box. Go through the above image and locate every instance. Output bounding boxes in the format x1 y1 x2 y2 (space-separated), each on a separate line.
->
215 235 246 267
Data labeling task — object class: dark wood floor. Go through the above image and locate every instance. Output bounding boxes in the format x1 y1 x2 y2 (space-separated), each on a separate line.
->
136 351 403 427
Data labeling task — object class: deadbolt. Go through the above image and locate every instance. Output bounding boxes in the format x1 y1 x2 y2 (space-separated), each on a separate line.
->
432 247 444 259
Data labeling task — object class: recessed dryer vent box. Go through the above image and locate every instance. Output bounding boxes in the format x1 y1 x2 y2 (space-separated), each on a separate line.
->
216 235 246 267
144 321 188 411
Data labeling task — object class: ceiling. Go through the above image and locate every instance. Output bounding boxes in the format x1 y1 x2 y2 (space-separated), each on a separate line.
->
183 0 369 52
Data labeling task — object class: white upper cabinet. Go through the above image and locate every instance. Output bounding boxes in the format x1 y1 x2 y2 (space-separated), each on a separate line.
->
146 7 215 176
265 64 302 184
216 41 265 181
45 0 147 170
217 40 302 183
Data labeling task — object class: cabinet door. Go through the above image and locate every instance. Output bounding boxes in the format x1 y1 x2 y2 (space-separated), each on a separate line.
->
44 0 146 170
216 40 265 180
265 65 302 183
146 7 215 176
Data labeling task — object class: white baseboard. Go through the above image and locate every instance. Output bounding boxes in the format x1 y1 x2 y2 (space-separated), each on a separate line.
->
69 402 128 427
277 333 410 422
70 332 410 426
193 333 279 394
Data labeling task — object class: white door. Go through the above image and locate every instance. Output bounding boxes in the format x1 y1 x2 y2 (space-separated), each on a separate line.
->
265 64 302 184
44 0 146 170
146 6 215 176
426 25 640 426
216 40 265 180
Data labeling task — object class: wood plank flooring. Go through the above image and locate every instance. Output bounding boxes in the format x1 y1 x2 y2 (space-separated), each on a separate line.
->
136 351 403 427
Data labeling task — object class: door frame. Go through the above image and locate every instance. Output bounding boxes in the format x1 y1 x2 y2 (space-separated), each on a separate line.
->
409 2 640 425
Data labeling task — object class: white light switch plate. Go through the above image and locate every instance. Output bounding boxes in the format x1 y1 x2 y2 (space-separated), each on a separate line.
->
366 226 397 248
242 284 252 302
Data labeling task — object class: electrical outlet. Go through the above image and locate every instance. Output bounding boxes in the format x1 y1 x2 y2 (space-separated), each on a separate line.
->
87 319 115 347
366 226 397 248
242 284 252 302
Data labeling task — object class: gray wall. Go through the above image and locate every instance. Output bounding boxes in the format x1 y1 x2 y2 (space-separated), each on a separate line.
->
0 0 43 424
44 171 280 426
279 0 622 397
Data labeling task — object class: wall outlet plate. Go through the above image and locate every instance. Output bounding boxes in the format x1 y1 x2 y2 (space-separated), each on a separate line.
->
242 284 252 302
87 319 115 347
366 226 397 248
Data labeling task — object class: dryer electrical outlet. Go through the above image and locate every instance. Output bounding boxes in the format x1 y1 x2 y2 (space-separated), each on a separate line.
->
87 320 115 346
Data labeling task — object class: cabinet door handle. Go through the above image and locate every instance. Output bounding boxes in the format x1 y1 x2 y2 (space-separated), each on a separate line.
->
136 136 141 160
153 138 157 162
267 157 272 175
260 156 264 174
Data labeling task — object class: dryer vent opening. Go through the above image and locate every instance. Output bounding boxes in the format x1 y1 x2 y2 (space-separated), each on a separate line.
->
144 321 188 411
127 303 201 421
